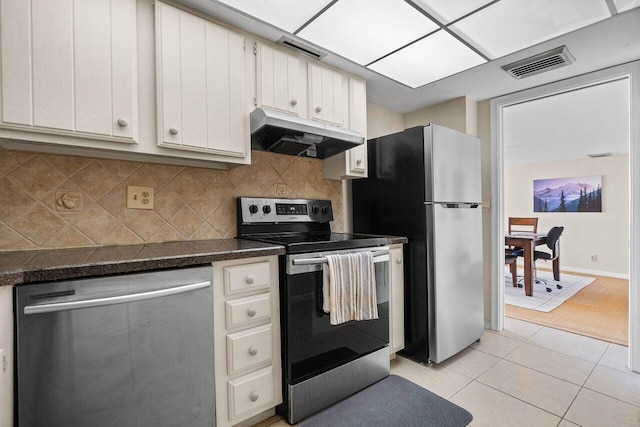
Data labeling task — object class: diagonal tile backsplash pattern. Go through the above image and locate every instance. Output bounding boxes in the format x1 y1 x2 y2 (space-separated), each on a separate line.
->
0 149 344 251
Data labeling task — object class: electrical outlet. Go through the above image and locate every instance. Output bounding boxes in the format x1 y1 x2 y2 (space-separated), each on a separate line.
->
591 255 598 262
127 186 154 210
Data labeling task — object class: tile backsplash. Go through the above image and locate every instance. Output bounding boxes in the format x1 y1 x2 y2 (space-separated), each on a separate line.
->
0 149 343 251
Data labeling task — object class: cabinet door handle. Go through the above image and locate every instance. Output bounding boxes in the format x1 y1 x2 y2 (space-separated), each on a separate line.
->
245 275 255 285
250 392 259 402
247 308 257 317
396 257 402 264
290 99 297 106
315 106 322 113
356 159 362 165
248 346 258 356
117 118 128 128
169 127 179 135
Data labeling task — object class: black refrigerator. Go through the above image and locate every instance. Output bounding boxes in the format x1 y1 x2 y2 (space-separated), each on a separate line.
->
353 124 484 364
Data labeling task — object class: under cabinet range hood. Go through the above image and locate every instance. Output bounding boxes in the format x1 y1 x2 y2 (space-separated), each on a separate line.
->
250 107 364 158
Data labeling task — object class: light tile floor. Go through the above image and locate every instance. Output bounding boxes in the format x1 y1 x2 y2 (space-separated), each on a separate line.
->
259 317 640 426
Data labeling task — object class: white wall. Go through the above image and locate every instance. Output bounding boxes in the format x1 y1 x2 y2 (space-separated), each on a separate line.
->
505 155 629 276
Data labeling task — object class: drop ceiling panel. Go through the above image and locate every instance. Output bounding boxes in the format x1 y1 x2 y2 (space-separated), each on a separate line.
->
214 0 333 33
450 0 611 59
410 0 495 24
296 0 438 66
615 0 640 12
368 30 486 88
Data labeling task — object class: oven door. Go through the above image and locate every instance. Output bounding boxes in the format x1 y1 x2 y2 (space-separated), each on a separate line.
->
283 246 390 386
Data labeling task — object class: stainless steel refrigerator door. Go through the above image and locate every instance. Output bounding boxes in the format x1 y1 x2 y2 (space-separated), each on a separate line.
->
16 266 215 427
427 202 484 363
424 124 482 203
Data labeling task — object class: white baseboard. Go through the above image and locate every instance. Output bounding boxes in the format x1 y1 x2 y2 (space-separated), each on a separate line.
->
513 262 629 280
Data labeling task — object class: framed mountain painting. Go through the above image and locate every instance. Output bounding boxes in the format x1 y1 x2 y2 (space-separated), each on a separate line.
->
533 175 602 212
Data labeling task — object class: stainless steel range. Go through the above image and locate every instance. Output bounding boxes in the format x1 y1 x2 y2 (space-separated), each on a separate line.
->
237 197 390 424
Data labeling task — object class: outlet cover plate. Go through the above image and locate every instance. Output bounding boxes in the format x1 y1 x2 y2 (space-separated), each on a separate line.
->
127 186 154 210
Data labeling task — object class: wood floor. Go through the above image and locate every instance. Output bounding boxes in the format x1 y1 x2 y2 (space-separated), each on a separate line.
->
505 271 629 346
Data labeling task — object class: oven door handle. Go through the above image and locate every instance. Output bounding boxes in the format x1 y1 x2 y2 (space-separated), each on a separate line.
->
292 249 389 266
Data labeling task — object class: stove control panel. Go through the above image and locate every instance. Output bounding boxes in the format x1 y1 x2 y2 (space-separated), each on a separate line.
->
238 197 333 223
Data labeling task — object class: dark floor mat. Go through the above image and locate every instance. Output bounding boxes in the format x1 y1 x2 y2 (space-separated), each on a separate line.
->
298 374 473 427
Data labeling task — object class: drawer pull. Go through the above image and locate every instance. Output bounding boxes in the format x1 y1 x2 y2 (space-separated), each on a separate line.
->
169 127 179 135
290 99 297 106
247 308 257 317
248 346 258 356
117 118 128 127
396 257 402 264
356 159 362 165
250 391 259 402
245 275 255 285
315 106 322 113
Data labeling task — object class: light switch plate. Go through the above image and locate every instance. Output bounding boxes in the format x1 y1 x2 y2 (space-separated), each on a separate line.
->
127 186 154 210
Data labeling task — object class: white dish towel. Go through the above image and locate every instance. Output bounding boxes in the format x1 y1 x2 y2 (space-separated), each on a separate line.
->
322 251 378 325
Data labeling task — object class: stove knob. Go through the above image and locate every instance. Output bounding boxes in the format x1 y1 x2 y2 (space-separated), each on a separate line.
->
311 206 319 214
248 204 258 214
263 205 272 214
321 206 330 214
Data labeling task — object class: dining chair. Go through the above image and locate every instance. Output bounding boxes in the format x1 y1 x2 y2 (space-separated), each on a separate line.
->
508 217 538 234
505 252 518 287
513 226 564 293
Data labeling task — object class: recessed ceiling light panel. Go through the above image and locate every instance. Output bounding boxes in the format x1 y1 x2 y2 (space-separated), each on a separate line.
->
297 0 438 66
410 0 494 24
214 0 333 33
450 0 611 59
368 30 486 88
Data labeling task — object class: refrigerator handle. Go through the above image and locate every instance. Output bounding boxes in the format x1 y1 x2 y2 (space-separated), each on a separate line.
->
424 202 480 209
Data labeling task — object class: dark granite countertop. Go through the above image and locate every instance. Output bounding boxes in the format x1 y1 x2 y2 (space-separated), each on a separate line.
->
0 239 285 287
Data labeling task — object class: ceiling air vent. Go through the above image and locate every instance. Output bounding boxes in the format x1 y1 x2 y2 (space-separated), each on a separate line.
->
502 46 575 80
276 36 326 60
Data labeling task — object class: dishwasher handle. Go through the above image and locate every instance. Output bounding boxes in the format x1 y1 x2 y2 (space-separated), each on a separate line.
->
24 281 211 315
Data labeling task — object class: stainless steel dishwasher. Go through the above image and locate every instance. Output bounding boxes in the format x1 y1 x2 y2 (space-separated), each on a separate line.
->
15 266 215 427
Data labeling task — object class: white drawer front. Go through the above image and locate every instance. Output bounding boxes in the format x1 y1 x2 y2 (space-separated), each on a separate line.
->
227 366 275 421
224 261 271 295
225 292 272 329
226 324 272 374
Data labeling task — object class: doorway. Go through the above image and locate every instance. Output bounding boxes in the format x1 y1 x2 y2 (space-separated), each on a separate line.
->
489 61 640 372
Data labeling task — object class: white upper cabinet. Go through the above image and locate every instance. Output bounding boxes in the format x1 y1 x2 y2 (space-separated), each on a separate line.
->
256 43 302 116
308 63 347 127
0 0 137 141
156 2 246 158
323 77 368 179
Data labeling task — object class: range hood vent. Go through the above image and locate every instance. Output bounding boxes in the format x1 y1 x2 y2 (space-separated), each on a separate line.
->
502 46 575 79
276 36 326 60
250 107 363 159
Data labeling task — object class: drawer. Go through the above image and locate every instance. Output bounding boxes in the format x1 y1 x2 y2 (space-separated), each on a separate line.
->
225 292 272 329
227 366 275 421
226 324 272 374
224 261 271 295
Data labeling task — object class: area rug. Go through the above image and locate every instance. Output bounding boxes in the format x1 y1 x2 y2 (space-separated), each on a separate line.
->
298 374 473 427
505 270 595 312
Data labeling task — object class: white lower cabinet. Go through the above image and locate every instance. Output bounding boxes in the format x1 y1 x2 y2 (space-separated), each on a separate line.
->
213 255 281 427
389 244 405 354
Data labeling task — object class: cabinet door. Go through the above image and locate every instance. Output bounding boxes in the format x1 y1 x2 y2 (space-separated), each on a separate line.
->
389 245 405 354
308 63 345 126
0 0 136 140
256 43 301 116
156 2 246 157
347 78 367 175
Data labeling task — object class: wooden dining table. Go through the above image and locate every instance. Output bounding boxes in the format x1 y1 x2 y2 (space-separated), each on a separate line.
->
505 233 560 296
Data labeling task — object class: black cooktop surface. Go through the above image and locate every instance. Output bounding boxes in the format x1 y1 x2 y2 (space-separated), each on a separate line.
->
242 232 389 254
